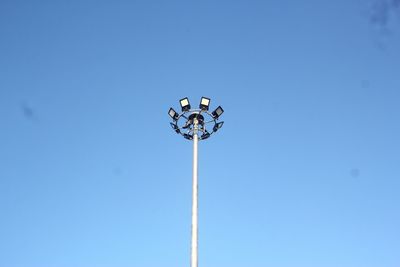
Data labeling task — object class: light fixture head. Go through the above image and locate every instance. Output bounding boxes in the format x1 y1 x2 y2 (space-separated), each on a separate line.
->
199 97 211 111
170 122 180 134
180 97 191 112
183 133 193 140
212 106 224 119
168 97 224 141
200 131 211 140
213 121 224 132
168 107 179 121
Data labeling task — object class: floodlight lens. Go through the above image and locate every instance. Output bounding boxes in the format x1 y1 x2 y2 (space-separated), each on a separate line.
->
181 98 189 107
201 98 210 106
216 107 223 116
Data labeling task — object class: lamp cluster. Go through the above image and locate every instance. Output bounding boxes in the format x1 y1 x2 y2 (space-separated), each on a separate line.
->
168 97 224 140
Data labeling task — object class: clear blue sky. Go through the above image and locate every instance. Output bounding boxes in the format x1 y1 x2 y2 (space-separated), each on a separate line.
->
1 1 400 266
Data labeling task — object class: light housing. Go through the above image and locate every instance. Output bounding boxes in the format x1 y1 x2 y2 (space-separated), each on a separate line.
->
180 97 191 112
199 97 211 111
168 108 179 121
183 133 193 140
200 131 211 140
212 106 224 119
213 121 224 132
170 122 180 134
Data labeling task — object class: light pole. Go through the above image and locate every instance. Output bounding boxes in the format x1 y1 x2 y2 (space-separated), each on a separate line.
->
168 97 224 267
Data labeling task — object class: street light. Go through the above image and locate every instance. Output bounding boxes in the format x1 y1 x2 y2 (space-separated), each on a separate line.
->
168 97 224 267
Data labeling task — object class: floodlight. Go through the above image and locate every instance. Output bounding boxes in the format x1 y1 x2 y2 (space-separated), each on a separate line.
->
199 97 211 111
200 131 210 140
168 108 179 121
183 133 193 140
180 97 191 112
170 122 180 134
212 106 224 119
213 121 224 132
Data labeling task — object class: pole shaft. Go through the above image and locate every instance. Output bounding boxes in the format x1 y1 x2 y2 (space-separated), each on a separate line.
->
191 121 199 267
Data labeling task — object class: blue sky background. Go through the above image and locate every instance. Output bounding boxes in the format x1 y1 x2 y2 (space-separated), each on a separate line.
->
1 0 400 266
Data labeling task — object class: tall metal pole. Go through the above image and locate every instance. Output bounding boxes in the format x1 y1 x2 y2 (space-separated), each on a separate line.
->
168 98 224 267
191 119 199 267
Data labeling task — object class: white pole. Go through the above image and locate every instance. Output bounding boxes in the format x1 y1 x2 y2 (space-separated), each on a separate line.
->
191 119 199 267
